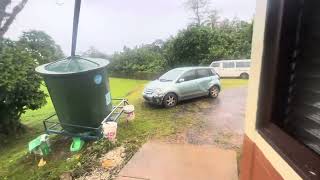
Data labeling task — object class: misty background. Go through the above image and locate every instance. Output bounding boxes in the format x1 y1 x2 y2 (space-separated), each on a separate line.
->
5 0 255 55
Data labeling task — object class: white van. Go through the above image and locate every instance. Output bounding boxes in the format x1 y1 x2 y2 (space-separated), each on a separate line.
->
209 59 251 79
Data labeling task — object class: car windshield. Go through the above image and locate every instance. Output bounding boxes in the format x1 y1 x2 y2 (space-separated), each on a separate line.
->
159 69 183 82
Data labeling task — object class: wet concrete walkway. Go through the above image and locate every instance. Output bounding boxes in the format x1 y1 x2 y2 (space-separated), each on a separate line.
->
117 142 238 180
117 87 247 180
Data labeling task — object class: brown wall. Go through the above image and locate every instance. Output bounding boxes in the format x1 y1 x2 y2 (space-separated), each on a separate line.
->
240 135 283 180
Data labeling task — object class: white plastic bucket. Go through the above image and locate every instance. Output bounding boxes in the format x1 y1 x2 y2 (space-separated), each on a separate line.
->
123 105 134 114
102 122 117 142
123 105 135 121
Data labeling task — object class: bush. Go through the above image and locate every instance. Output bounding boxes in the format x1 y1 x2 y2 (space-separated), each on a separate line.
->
109 71 161 80
0 39 46 135
107 20 252 76
109 45 166 75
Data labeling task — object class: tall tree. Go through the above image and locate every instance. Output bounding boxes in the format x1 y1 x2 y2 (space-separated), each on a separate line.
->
164 19 253 67
165 26 214 67
0 0 28 38
18 30 64 64
82 46 109 59
184 0 209 26
204 9 220 29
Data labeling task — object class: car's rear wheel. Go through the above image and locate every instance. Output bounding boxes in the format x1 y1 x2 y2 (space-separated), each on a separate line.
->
163 93 178 108
240 73 249 79
209 86 220 98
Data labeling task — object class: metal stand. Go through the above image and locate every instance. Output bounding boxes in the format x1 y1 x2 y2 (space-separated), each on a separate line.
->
43 98 129 140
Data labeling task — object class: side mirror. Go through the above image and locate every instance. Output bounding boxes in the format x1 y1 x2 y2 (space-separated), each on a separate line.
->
178 78 185 83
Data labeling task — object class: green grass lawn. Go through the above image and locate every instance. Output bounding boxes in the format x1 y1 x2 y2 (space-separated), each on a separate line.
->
220 79 248 89
0 78 247 179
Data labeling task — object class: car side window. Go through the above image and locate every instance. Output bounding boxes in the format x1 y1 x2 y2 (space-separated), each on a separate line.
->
211 62 220 67
222 62 235 68
197 69 211 78
180 70 197 81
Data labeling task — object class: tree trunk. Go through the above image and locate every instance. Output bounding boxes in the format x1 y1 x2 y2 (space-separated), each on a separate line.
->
195 3 201 26
0 0 11 25
0 0 28 38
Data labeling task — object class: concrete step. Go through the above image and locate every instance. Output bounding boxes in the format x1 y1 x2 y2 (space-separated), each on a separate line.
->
117 142 238 180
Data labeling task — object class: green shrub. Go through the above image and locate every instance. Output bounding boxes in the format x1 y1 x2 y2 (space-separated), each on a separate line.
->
0 39 46 135
107 20 252 76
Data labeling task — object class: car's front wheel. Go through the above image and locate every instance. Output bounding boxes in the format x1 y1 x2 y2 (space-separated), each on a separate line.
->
209 86 220 98
163 93 178 108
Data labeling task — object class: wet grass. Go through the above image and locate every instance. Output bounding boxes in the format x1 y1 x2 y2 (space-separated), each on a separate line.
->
220 79 248 89
0 78 147 180
0 78 247 179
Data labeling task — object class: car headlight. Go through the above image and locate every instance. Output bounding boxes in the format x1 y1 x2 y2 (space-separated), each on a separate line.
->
153 88 165 96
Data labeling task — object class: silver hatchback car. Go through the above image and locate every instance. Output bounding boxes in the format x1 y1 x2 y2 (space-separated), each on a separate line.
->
142 67 221 108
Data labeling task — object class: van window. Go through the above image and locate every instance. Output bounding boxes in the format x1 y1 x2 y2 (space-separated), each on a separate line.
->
211 62 220 67
236 61 250 68
180 70 197 81
222 62 235 68
197 69 211 78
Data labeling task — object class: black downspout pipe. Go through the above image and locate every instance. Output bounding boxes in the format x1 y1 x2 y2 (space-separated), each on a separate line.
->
71 0 81 57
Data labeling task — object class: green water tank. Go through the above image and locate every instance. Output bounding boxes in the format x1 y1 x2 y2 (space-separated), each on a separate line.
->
35 56 112 133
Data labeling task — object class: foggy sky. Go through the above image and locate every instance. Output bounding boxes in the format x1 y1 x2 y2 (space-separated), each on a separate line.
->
5 0 256 55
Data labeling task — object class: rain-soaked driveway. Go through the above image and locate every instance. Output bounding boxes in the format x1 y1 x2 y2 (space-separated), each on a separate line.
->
168 86 248 149
207 86 247 134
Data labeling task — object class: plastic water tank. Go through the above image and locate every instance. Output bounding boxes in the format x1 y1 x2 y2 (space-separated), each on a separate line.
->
35 56 112 133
